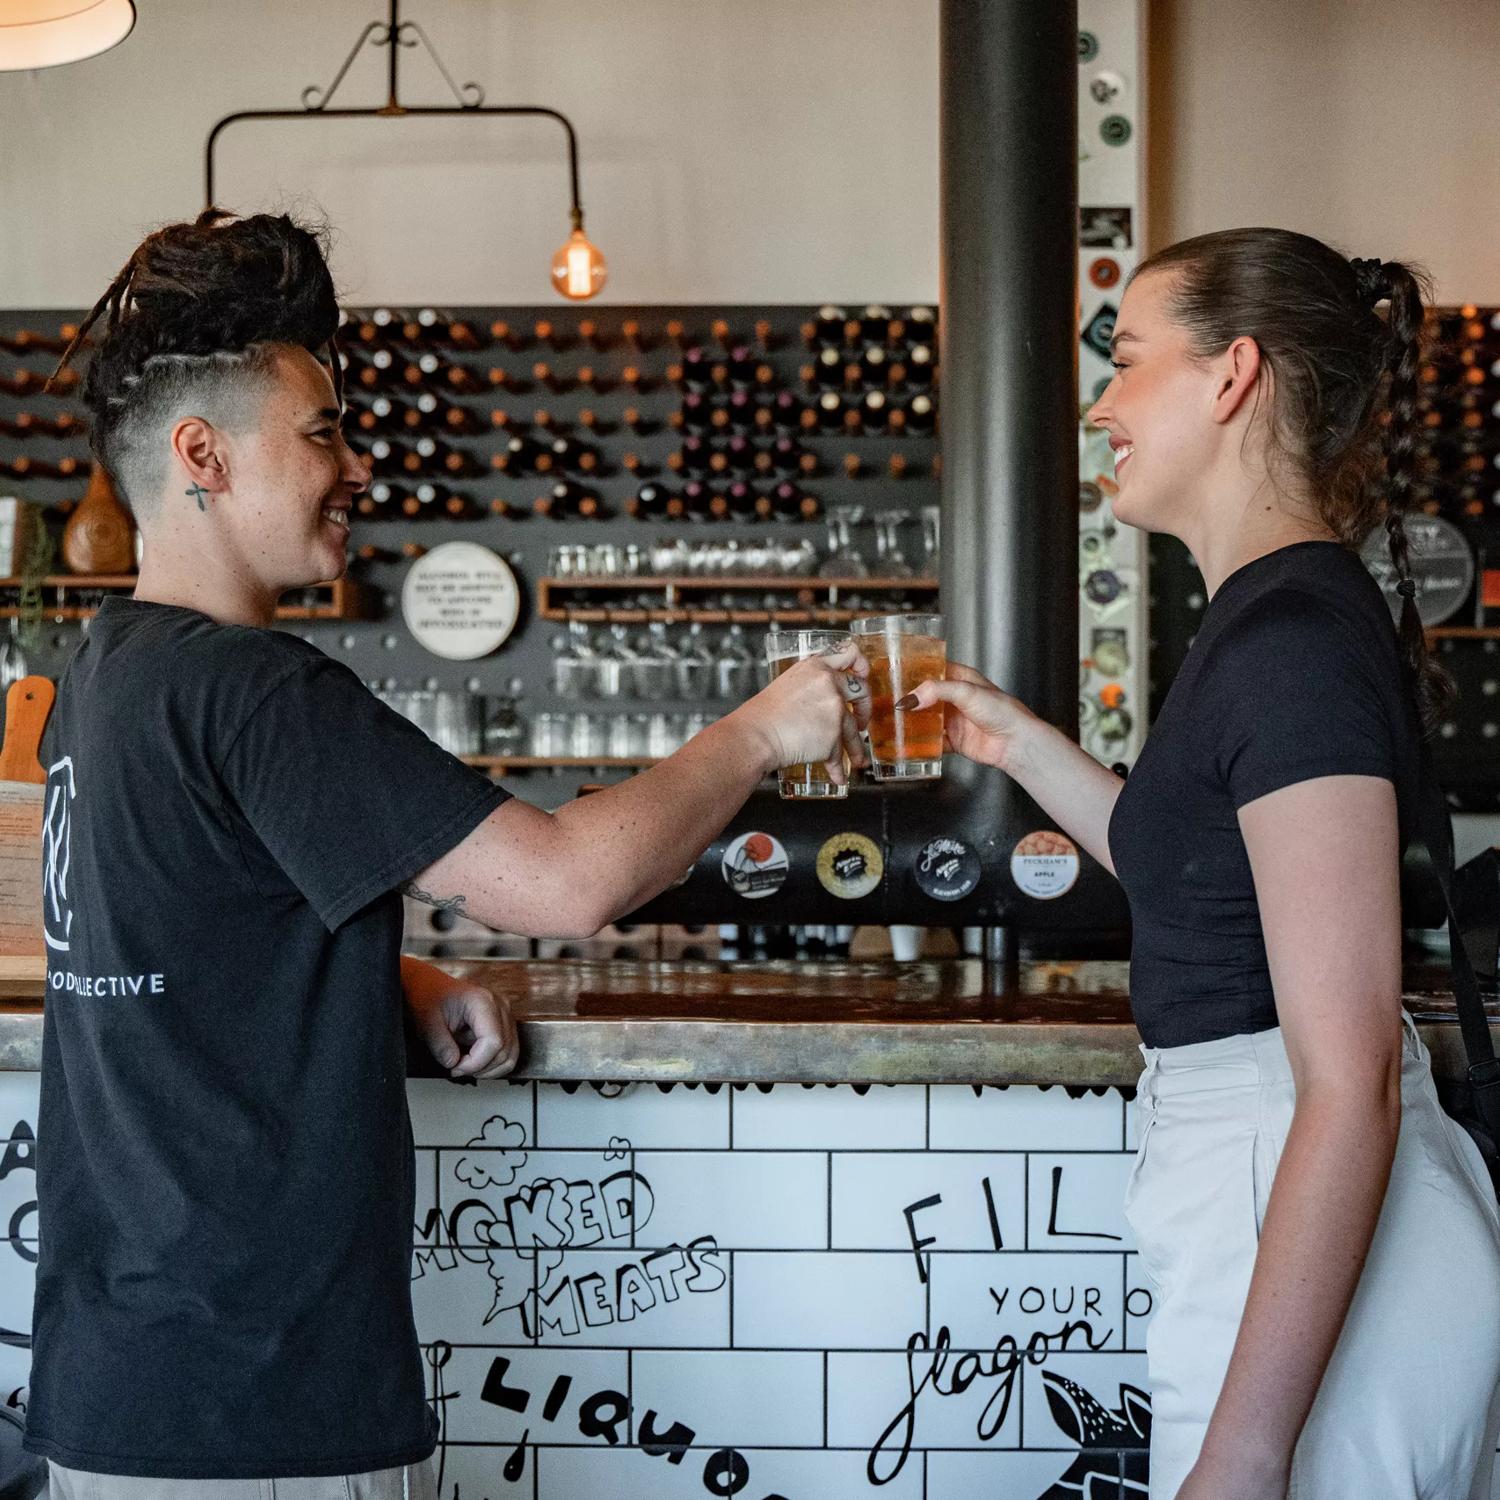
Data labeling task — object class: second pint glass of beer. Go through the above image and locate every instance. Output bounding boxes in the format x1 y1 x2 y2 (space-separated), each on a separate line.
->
852 613 946 780
764 627 852 798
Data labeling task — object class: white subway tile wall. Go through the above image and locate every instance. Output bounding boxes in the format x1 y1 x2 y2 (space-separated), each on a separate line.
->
16 1073 1500 1496
0 1074 1170 1499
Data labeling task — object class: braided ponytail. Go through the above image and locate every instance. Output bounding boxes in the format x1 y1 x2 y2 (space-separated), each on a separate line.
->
1361 257 1456 732
49 208 344 511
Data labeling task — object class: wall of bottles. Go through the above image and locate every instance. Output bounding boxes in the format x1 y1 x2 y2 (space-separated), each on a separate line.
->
0 305 943 813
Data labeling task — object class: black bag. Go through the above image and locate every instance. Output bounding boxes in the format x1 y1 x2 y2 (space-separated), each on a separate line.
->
1415 746 1500 1201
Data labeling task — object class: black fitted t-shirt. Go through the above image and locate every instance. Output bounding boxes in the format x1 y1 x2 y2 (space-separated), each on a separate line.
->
1109 541 1420 1049
25 597 510 1478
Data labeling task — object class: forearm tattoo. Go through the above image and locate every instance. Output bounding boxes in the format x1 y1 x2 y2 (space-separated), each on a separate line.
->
399 880 469 916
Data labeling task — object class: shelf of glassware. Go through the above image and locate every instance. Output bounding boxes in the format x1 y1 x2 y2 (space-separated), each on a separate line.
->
536 575 940 624
0 575 375 621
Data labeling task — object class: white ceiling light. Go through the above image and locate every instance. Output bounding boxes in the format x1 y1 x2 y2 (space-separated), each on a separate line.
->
0 0 136 72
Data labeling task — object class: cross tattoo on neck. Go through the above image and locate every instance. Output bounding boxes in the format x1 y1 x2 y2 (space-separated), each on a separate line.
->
185 483 210 512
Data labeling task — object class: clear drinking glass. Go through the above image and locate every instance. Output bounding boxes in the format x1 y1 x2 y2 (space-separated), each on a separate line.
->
764 627 852 799
818 505 869 579
851 613 946 781
874 512 914 578
919 505 941 576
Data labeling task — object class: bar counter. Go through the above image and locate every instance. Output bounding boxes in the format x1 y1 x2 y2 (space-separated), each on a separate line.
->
0 958 1492 1084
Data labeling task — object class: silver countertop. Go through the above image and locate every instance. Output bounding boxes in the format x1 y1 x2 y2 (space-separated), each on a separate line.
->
2 959 1492 1086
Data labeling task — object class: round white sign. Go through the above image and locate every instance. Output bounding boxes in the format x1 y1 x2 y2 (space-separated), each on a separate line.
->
400 542 521 661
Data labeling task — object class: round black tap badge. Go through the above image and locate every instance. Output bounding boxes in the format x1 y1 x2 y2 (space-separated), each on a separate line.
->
914 837 982 902
816 833 884 901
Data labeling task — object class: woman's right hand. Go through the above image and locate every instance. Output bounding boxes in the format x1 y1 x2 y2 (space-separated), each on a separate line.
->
899 658 1039 775
732 641 870 784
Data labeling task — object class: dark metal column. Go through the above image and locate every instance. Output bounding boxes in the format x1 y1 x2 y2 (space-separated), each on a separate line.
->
939 0 1079 731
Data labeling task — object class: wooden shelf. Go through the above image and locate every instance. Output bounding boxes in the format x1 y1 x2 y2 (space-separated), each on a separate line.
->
0 574 376 622
538 574 939 624
461 755 658 771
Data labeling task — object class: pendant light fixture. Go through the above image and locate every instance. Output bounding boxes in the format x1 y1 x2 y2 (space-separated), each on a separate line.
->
0 0 136 71
204 0 607 300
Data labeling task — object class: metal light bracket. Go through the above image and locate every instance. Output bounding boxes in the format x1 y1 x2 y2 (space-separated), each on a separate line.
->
204 0 585 231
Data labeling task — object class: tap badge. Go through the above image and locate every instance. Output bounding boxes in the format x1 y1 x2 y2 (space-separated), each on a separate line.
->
815 832 883 901
42 756 76 953
913 836 981 902
1011 830 1080 901
721 831 788 900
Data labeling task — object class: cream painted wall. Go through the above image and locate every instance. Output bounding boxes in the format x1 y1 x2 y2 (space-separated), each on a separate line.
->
0 0 940 308
1146 0 1500 301
3 1 1497 304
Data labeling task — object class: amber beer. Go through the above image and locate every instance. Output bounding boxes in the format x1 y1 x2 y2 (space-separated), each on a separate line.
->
765 628 851 798
852 613 946 780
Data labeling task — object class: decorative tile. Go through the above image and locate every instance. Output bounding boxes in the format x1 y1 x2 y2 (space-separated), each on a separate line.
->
831 1153 1023 1253
536 1082 729 1150
1020 1352 1153 1453
930 1082 1126 1152
435 1344 628 1445
0 1076 39 1141
538 1444 923 1500
411 1246 527 1347
731 1084 927 1151
407 1078 533 1149
926 1449 1089 1494
827 1348 1022 1454
631 1350 824 1448
1025 1153 1136 1252
928 1251 1126 1353
435 1150 637 1252
530 1248 731 1350
434 1441 534 1499
732 1252 923 1351
635 1150 827 1251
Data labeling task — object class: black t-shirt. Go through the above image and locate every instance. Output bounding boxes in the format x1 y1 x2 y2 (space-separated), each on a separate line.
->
1109 540 1420 1049
24 597 510 1478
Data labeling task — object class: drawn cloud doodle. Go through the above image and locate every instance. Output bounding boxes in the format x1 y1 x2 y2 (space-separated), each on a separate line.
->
453 1115 528 1190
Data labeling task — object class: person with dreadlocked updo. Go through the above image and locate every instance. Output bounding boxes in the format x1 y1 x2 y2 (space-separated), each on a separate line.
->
25 210 869 1497
899 230 1500 1498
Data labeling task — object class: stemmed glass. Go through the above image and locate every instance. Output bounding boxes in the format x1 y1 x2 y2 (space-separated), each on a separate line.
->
919 505 941 577
874 512 914 578
818 505 869 579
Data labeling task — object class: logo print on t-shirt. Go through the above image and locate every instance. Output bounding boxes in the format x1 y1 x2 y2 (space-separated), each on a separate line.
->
42 757 75 953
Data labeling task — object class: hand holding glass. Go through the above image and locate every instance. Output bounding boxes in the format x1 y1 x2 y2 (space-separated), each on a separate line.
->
763 628 862 798
852 613 947 780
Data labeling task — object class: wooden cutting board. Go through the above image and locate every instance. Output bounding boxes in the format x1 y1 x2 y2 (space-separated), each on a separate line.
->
0 676 55 994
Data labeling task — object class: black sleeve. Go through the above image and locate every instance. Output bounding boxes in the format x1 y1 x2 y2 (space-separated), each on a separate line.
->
219 656 511 930
1200 592 1399 811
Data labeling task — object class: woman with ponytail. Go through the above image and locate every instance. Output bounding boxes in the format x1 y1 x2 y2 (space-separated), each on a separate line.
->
903 229 1500 1497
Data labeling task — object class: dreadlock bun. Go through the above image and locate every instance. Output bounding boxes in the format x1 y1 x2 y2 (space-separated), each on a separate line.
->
53 209 344 503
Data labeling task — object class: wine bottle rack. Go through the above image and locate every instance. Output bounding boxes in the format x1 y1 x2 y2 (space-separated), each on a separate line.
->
0 305 941 802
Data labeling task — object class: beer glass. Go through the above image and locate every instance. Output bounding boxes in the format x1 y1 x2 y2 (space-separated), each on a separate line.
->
851 613 946 780
764 628 852 798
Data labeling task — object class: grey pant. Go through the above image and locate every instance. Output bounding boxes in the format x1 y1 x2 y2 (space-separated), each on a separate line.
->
47 1458 439 1500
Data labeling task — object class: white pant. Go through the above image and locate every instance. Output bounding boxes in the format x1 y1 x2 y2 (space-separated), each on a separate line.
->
1124 1015 1500 1500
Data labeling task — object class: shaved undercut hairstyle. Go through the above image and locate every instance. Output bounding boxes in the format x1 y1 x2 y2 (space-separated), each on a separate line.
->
52 208 343 515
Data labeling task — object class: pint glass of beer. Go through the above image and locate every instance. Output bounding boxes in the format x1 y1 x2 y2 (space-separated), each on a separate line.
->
764 627 852 798
851 613 946 781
